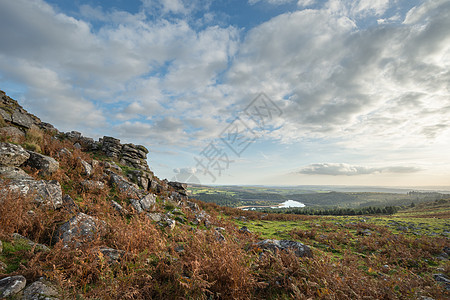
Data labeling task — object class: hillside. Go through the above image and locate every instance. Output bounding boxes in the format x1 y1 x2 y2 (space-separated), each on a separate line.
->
0 89 449 299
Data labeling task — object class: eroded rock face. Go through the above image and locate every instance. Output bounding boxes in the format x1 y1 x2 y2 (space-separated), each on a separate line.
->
6 179 63 209
0 275 26 298
55 213 107 247
25 151 59 175
255 239 313 258
101 136 122 160
0 142 30 166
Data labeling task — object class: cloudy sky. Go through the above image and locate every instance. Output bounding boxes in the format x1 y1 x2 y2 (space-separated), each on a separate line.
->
1 0 449 187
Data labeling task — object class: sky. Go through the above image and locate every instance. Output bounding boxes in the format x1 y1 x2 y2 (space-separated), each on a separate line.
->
0 0 449 187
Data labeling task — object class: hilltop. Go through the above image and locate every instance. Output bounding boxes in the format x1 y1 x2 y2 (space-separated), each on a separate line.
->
0 90 449 299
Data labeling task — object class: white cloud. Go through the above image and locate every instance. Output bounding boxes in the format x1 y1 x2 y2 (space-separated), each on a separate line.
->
297 0 316 7
299 163 422 176
249 0 295 5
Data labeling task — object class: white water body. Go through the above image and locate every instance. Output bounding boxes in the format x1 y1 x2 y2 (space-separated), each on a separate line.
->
273 200 305 208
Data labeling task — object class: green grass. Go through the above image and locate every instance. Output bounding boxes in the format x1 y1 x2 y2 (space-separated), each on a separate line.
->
0 240 32 273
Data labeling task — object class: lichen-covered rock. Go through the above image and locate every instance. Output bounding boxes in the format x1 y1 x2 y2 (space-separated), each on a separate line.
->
6 179 63 208
55 213 107 247
0 142 30 166
147 212 163 222
0 108 12 122
12 110 34 128
79 159 92 176
0 166 33 180
0 275 26 298
140 193 156 211
81 180 105 191
101 136 122 159
255 239 313 258
22 278 59 300
109 172 143 199
25 151 59 175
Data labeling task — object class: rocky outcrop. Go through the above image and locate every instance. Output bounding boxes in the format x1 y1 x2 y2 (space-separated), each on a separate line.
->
0 275 26 298
12 110 34 128
55 213 107 247
101 136 122 159
255 239 313 258
109 172 143 199
120 143 150 172
168 181 188 196
0 142 30 166
1 90 41 130
22 278 60 300
0 166 33 180
25 151 59 175
7 179 63 209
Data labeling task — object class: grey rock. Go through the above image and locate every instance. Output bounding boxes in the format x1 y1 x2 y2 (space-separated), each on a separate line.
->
22 278 59 300
95 247 125 264
55 213 107 247
239 226 252 234
255 239 313 258
6 179 63 208
0 108 12 122
57 148 72 159
166 218 176 230
79 159 92 176
80 180 105 191
130 199 143 214
12 233 50 252
433 273 450 291
186 201 199 211
25 151 59 175
168 181 188 196
12 110 34 128
139 193 156 211
0 261 6 272
0 142 30 166
61 195 79 213
65 131 81 140
0 126 25 143
0 275 26 298
147 212 162 222
103 161 121 172
109 172 142 199
110 200 129 216
0 166 33 180
214 230 225 242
